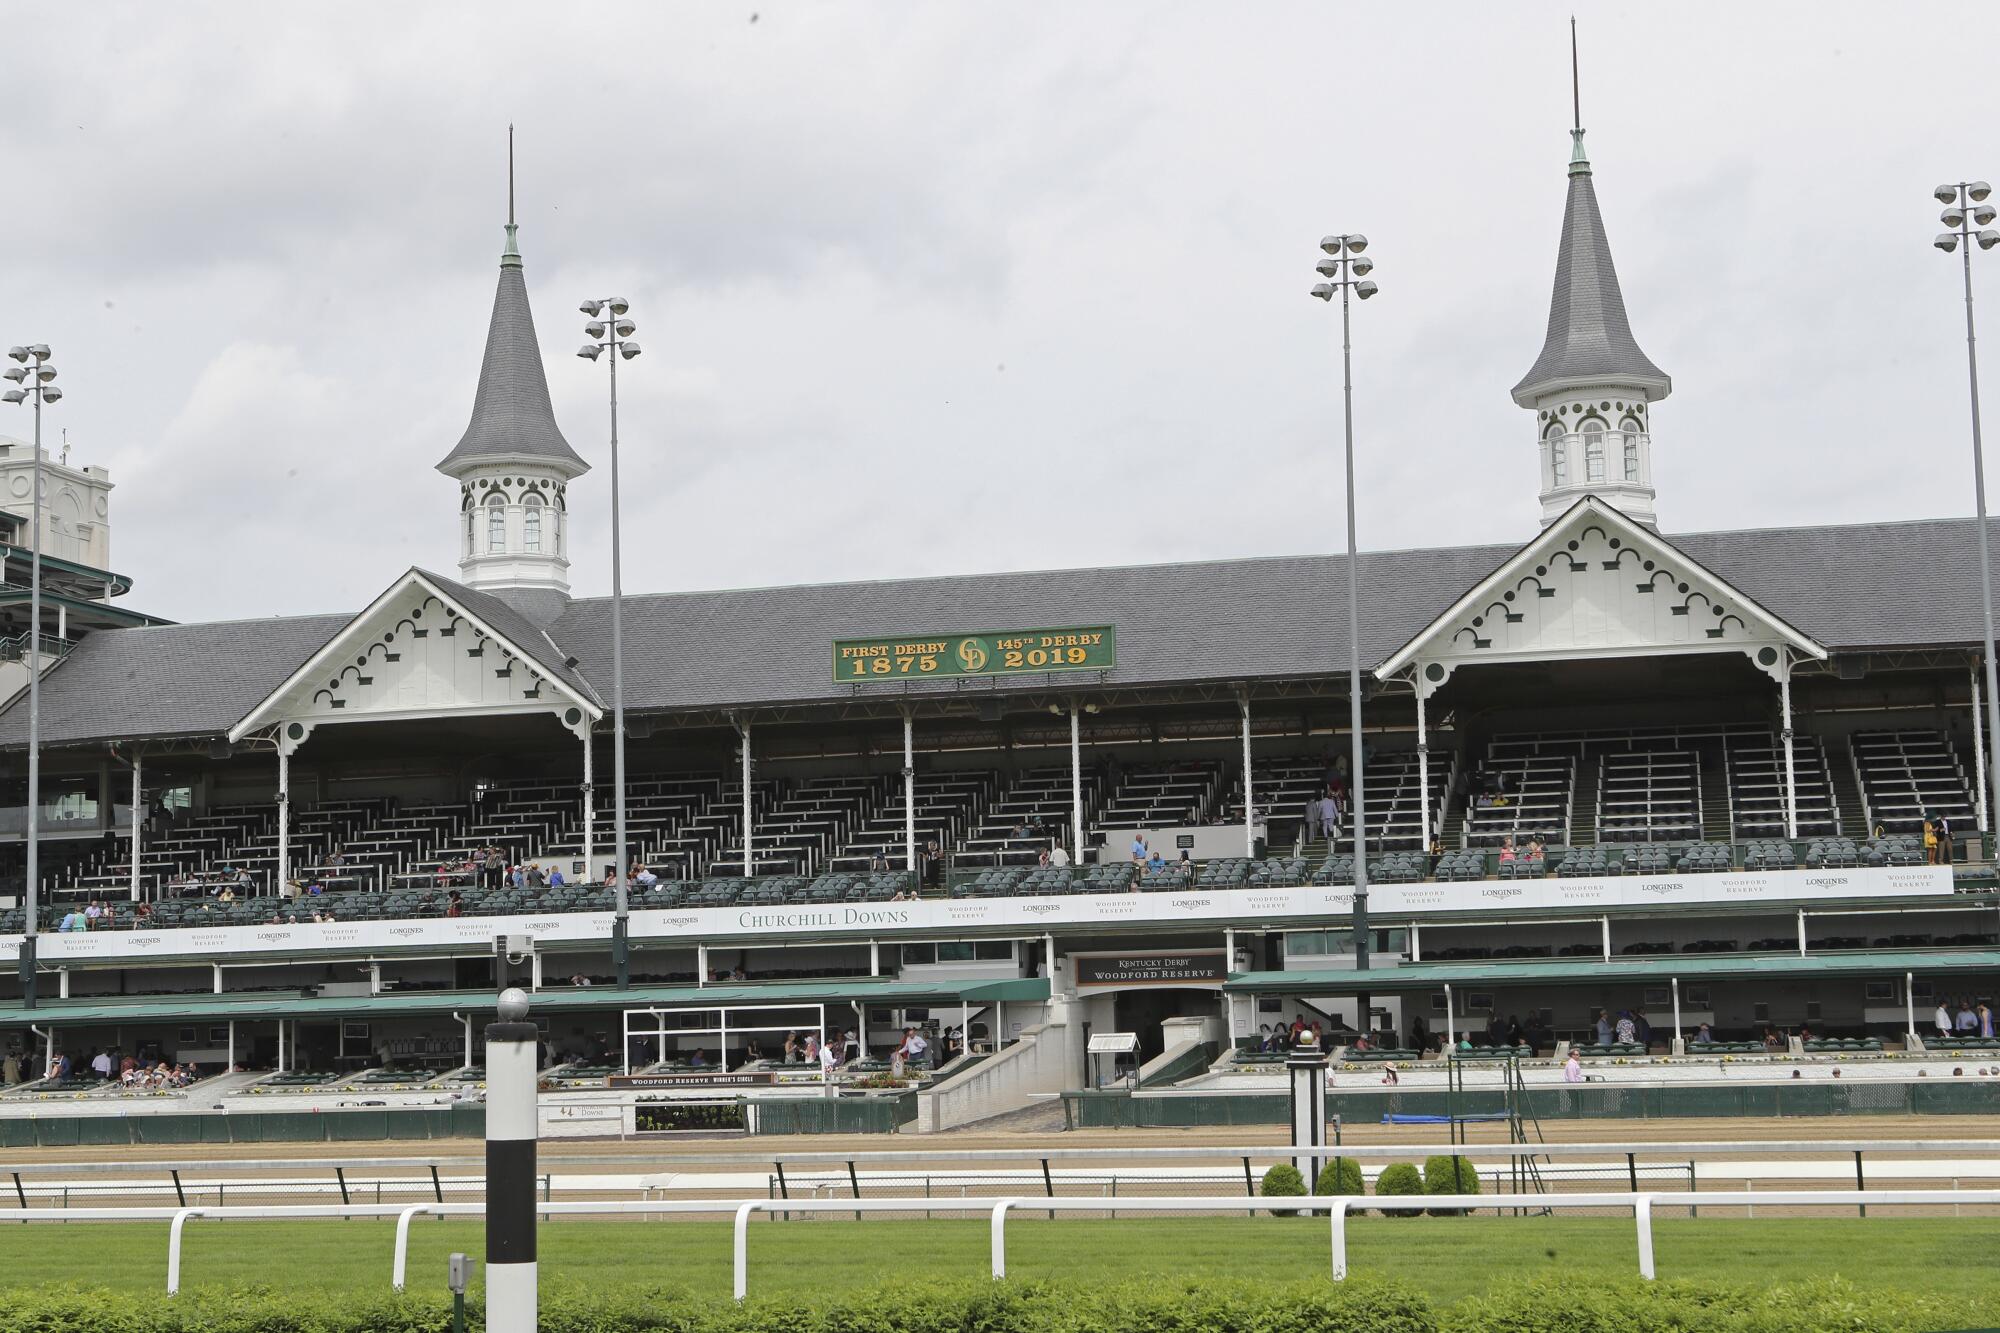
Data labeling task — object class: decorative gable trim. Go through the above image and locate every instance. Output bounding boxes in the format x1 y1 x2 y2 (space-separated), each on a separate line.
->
226 569 602 742
1376 497 1826 695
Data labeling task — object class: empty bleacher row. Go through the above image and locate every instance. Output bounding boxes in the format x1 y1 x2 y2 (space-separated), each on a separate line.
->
1853 730 1977 835
17 724 1982 913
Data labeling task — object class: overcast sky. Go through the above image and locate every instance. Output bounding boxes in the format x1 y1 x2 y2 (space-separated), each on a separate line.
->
1 2 1994 623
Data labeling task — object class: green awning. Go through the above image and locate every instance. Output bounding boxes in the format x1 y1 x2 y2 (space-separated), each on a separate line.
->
0 976 1049 1029
1224 950 2000 995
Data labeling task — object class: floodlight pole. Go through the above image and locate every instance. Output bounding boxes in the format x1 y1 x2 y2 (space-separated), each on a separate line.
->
1311 237 1377 1035
1944 184 2000 838
2 345 55 1009
580 302 636 988
1338 272 1371 1031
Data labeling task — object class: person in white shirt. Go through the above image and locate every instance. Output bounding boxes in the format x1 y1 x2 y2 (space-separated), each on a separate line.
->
901 1027 929 1067
1049 844 1070 868
1937 1003 1953 1038
1563 1051 1583 1084
818 1035 840 1078
90 1050 113 1080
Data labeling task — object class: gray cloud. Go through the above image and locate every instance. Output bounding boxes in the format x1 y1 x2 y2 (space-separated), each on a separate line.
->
0 2 1993 624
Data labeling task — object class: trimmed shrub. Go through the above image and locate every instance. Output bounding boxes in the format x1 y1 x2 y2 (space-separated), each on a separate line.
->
1374 1160 1424 1215
1315 1156 1365 1197
1423 1153 1482 1215
1260 1161 1307 1216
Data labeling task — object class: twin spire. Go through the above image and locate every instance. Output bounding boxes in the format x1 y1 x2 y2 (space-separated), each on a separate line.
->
436 128 588 479
1510 23 1670 408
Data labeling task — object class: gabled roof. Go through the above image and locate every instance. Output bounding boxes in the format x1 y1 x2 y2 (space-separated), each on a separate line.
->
1511 130 1671 406
1374 496 1827 680
435 224 588 477
226 568 602 741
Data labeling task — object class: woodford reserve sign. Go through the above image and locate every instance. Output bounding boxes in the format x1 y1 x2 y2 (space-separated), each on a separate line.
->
834 625 1115 682
1073 950 1229 988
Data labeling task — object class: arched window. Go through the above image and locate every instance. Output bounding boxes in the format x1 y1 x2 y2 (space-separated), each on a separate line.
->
1544 421 1568 488
523 494 543 553
464 507 475 555
1620 418 1643 482
1583 418 1606 483
486 494 507 553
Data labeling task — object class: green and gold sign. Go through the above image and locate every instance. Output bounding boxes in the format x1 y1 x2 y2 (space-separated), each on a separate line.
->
834 625 1116 682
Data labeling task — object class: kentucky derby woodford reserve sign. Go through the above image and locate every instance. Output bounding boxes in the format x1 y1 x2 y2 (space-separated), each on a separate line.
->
1073 950 1229 988
834 626 1115 682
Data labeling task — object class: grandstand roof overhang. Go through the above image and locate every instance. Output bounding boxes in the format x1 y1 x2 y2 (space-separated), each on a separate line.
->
1374 496 1829 696
0 976 1050 1029
1224 949 2000 995
227 568 604 747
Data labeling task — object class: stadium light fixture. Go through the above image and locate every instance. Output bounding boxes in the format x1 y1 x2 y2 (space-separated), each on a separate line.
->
1306 232 1380 1037
0 340 60 1012
579 297 640 989
1936 180 2000 840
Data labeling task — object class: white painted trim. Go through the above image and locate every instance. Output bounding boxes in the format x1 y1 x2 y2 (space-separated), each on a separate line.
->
227 569 602 741
1374 496 1827 680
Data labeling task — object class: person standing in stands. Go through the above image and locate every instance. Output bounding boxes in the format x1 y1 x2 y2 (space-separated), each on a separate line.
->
1615 1012 1638 1044
922 840 943 890
1595 1010 1614 1046
484 846 505 891
1938 1000 1955 1039
1935 812 1954 865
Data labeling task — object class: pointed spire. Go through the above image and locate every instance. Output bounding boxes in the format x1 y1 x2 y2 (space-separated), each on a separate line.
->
437 133 588 478
1509 46 1670 409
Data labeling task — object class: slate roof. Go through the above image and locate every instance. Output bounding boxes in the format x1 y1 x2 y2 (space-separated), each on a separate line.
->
0 613 350 747
0 514 1989 749
1511 132 1671 406
435 227 588 476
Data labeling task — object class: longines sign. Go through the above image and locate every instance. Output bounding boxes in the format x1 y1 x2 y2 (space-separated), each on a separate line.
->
0 866 1951 963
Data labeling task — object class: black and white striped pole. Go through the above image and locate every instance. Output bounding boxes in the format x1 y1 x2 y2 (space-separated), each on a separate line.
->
486 987 538 1331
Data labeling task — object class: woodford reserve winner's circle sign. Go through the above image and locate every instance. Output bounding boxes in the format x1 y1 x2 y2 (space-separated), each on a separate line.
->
833 625 1115 681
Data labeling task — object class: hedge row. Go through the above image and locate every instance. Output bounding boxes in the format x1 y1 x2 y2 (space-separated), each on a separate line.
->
1261 1157 1480 1216
0 1276 1980 1332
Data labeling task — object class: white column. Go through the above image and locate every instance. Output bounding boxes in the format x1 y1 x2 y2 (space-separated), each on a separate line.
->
1671 976 1682 1043
1415 684 1432 848
463 1014 474 1068
697 943 708 987
1239 697 1256 859
1600 916 1611 961
903 712 917 875
581 730 595 882
212 964 223 994
276 1017 286 1074
277 745 291 895
57 969 68 999
1906 971 1917 1043
1410 923 1422 961
226 1021 235 1071
1443 983 1455 1048
1779 659 1799 839
1797 909 1808 956
1070 704 1084 865
740 720 753 879
1974 664 1990 834
869 939 880 976
129 752 142 903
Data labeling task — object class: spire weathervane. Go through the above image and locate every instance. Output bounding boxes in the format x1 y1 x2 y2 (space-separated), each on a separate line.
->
1570 16 1581 132
502 124 522 267
508 123 516 226
1568 18 1589 175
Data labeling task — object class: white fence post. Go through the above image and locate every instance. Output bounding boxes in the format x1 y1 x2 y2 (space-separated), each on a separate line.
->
1329 1198 1353 1280
165 1208 203 1295
733 1201 761 1301
1634 1195 1655 1280
392 1204 437 1292
990 1198 1020 1279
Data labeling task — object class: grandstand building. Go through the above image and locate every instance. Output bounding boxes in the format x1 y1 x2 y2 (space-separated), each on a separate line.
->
0 121 1993 1130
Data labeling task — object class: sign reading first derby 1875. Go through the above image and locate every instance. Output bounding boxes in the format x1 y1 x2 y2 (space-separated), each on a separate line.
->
1073 951 1228 987
834 626 1115 682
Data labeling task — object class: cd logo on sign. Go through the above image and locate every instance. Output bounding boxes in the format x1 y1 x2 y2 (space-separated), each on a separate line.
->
958 639 989 672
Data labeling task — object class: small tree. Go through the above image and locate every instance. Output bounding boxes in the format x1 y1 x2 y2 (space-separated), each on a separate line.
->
1423 1154 1482 1215
1259 1162 1307 1217
1374 1161 1424 1217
